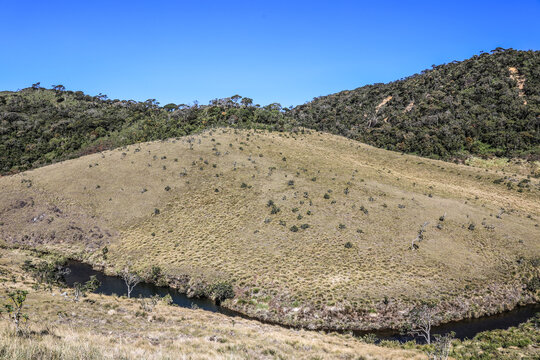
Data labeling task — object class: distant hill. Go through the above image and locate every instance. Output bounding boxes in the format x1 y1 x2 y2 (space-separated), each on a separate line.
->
0 88 285 174
292 48 540 160
1 48 538 175
1 128 538 330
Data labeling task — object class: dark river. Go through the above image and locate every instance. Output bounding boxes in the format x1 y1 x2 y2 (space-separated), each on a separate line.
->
64 260 539 342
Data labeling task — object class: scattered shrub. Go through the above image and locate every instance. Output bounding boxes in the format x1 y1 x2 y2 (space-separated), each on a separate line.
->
207 282 235 303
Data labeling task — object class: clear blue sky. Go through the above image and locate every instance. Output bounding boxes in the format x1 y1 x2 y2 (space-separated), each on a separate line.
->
1 0 539 107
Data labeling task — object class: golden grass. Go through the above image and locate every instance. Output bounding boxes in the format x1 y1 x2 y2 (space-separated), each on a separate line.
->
465 156 540 177
0 128 538 329
0 248 424 360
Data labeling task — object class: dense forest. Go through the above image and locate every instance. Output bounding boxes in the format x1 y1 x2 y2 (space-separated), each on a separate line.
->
292 48 540 160
1 48 538 174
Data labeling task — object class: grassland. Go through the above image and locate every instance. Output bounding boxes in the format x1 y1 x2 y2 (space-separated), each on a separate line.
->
0 247 423 359
0 128 538 330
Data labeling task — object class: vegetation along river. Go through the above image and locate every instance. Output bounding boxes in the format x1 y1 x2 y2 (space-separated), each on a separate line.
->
64 260 539 343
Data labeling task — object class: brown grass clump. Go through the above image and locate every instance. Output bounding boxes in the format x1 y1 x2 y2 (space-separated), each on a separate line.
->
0 128 538 330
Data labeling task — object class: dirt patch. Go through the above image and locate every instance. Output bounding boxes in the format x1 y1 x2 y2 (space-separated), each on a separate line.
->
509 67 527 105
405 100 414 112
375 96 392 113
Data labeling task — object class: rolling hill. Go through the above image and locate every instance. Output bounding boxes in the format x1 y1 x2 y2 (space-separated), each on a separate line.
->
1 128 538 331
1 49 539 176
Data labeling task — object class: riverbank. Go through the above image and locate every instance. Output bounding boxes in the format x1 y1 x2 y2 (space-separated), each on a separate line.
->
6 243 539 338
62 258 539 342
2 247 538 359
0 247 424 360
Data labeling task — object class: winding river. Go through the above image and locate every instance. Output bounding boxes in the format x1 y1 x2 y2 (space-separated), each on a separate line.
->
64 261 539 343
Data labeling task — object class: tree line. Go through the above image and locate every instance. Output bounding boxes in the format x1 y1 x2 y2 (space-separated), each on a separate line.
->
1 48 538 175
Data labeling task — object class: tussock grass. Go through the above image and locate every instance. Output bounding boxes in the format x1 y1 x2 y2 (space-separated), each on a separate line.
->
0 128 538 329
450 316 540 359
0 248 423 359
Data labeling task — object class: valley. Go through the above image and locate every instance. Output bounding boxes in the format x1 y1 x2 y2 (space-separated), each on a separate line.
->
1 128 538 332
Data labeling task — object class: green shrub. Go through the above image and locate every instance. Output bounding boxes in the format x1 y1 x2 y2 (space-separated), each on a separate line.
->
207 282 235 303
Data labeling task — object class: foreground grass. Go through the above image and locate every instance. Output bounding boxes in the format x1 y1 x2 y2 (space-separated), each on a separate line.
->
378 316 540 360
0 128 538 329
450 316 540 359
0 248 423 360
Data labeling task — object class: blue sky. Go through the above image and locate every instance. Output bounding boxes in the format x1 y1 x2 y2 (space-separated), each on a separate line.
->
1 0 539 107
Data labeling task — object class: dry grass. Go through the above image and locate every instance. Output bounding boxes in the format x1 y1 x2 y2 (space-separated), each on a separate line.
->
0 128 538 329
0 248 424 360
465 156 540 177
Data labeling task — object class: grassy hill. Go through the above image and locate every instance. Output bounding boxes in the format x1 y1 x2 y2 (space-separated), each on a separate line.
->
1 128 538 331
0 87 285 175
1 49 539 175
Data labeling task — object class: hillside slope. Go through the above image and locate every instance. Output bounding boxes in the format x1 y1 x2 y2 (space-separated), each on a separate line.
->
2 49 539 175
292 48 540 160
0 87 284 174
1 128 539 330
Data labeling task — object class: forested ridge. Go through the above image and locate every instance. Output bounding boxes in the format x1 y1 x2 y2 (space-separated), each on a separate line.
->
1 48 538 174
292 48 540 160
0 88 288 174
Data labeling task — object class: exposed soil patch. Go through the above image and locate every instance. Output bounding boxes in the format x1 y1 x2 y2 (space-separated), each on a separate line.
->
509 67 527 104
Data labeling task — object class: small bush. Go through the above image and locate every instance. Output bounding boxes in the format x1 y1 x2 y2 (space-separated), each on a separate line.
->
207 282 235 303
